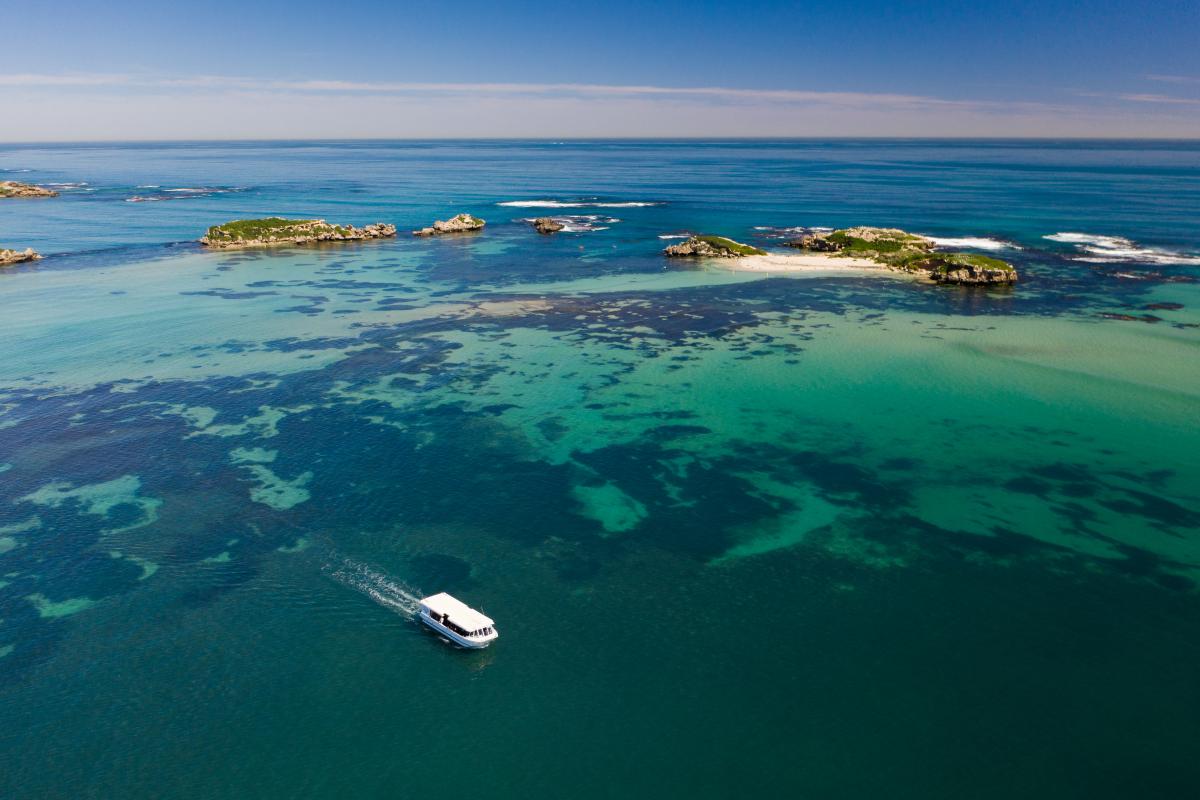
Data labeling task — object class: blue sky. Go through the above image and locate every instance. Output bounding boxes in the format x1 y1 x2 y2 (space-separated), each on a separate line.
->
3 0 1199 139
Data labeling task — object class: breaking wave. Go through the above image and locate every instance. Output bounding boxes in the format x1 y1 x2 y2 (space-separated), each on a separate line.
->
126 187 248 203
520 214 618 232
498 199 661 208
927 236 1018 251
1044 232 1200 265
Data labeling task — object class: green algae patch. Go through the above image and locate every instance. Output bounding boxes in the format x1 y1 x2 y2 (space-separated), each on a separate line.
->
27 593 96 618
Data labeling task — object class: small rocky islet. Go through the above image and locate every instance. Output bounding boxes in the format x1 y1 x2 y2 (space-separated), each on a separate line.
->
664 235 767 258
0 181 58 199
199 218 396 249
665 226 1017 285
787 226 1018 284
413 213 486 237
0 247 42 267
530 217 565 234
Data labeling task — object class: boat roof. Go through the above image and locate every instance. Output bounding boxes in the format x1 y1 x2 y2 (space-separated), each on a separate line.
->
419 592 494 629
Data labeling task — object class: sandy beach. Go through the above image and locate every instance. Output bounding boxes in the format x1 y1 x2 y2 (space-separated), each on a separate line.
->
728 252 894 274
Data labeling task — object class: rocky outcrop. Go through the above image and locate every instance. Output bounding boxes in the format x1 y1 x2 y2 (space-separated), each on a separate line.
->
199 218 396 249
0 181 58 199
530 217 564 234
413 213 485 237
928 261 1017 285
0 247 42 266
787 226 1017 285
664 235 767 258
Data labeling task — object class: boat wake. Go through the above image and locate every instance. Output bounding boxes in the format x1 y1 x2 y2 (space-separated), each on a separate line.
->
327 557 423 616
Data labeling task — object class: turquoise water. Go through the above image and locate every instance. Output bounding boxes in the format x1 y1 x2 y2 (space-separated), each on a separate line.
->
1 140 1199 798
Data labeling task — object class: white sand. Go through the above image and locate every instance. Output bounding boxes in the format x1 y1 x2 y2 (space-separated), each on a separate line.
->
728 252 892 274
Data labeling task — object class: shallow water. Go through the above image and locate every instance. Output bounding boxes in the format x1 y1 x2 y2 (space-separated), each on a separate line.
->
1 140 1198 799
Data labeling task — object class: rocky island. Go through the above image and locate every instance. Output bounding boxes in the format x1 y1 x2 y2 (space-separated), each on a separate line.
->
788 227 1018 285
413 213 485 236
0 181 58 199
530 217 565 234
0 247 42 266
199 218 397 250
664 235 767 258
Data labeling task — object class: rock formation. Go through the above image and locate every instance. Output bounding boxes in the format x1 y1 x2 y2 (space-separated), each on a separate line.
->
413 213 486 236
530 217 565 234
787 226 1017 285
0 247 42 266
199 218 396 249
0 181 58 198
664 235 767 258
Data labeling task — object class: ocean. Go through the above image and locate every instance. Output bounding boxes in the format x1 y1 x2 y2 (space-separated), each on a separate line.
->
1 139 1198 798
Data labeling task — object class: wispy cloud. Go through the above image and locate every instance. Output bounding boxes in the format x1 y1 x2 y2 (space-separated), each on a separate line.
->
3 72 1198 140
1116 93 1200 106
1146 74 1200 86
0 71 1008 110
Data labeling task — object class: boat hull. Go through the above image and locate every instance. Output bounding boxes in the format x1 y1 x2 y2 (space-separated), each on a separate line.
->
419 614 496 649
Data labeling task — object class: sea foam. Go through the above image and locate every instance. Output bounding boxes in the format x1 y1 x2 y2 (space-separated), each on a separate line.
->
1045 232 1200 265
927 236 1018 251
519 214 618 232
498 199 660 208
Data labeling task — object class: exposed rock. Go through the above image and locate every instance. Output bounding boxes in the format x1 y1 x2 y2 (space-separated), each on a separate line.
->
664 235 767 258
413 213 486 237
199 218 396 249
530 217 565 235
0 247 42 266
787 226 1016 285
928 261 1018 285
0 181 58 199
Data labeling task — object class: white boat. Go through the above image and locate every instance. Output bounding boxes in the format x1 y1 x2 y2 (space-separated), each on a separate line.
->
418 592 498 649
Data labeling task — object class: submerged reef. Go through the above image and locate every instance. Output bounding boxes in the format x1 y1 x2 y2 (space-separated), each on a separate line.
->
664 235 768 258
789 227 1018 285
200 218 397 249
0 247 42 266
413 213 486 237
0 181 58 198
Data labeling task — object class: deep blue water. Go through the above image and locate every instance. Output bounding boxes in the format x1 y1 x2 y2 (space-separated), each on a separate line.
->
1 140 1198 799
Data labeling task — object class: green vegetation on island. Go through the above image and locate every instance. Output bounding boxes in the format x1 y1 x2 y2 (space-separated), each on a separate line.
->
200 218 397 249
790 226 1018 284
664 235 768 258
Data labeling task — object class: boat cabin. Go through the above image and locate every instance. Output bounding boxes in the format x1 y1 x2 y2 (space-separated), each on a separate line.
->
418 592 498 649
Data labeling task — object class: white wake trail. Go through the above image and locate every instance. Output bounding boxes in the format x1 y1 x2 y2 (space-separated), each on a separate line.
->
327 557 423 616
